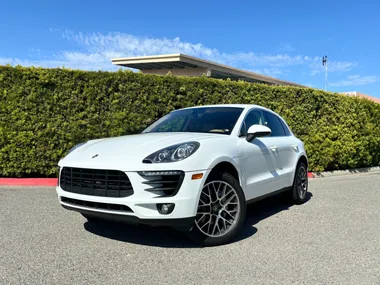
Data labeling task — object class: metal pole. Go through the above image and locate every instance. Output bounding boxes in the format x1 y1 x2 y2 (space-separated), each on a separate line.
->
322 55 328 91
325 60 328 91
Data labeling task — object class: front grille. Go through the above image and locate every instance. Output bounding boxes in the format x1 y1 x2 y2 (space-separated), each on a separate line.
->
60 167 134 198
139 171 184 197
61 197 133 212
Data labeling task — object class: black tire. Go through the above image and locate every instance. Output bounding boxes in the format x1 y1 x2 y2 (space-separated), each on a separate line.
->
186 172 246 246
291 161 309 204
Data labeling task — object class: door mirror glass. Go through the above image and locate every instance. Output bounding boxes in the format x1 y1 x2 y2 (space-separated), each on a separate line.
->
246 125 271 142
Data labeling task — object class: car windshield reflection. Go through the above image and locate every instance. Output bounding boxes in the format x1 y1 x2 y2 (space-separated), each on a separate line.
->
143 107 244 135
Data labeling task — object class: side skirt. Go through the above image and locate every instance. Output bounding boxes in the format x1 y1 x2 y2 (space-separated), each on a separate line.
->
246 186 292 205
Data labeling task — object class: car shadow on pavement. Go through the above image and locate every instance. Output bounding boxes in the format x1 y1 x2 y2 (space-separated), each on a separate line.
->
84 191 313 248
236 191 313 242
84 220 199 248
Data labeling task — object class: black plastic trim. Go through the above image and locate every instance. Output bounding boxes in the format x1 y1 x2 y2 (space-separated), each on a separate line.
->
60 167 134 198
61 196 133 213
61 204 195 231
246 186 292 204
139 171 185 197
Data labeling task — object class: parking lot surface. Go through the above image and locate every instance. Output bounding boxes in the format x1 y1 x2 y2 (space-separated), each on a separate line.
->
1 172 379 285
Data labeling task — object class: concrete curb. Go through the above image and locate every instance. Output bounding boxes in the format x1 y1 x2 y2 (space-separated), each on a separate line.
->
309 166 380 178
0 166 379 186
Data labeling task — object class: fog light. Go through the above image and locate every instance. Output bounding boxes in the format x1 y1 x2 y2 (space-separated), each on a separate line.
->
162 204 169 212
157 203 175 215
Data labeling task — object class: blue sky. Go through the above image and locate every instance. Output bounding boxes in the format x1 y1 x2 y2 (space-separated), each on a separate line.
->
1 0 379 97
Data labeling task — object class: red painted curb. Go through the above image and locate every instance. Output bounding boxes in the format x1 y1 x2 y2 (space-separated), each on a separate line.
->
0 178 58 186
1 173 316 186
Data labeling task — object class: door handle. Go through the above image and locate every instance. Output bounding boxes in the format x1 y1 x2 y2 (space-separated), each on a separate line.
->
270 146 278 152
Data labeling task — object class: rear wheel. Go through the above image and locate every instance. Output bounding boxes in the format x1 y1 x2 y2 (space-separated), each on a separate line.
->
187 172 246 246
291 162 308 204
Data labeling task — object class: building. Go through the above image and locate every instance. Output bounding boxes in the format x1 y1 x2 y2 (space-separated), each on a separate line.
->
111 53 380 103
111 53 305 87
339 91 380 104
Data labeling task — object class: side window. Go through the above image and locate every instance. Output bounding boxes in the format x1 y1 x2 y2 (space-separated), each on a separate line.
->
279 119 291 136
240 110 265 136
263 111 286 137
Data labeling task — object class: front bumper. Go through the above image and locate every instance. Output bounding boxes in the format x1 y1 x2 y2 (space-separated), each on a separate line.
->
61 204 195 231
56 170 208 230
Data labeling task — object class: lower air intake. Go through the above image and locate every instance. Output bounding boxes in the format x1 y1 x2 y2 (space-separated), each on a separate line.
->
139 170 185 197
61 197 133 213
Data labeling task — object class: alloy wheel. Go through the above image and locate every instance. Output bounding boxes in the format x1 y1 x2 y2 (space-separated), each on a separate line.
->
195 181 240 237
297 166 308 199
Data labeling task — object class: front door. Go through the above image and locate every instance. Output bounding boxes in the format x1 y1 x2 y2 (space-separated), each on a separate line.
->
240 137 280 200
238 109 281 200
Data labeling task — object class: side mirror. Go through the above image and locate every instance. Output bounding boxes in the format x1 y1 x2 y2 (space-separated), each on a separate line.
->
246 125 271 142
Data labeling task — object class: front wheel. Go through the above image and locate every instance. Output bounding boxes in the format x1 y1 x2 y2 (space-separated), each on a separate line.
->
291 162 309 204
186 172 246 246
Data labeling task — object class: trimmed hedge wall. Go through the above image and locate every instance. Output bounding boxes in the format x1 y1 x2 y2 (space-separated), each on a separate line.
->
1 65 380 177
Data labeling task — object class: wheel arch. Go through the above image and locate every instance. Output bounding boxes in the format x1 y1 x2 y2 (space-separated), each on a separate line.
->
205 160 241 186
291 154 309 185
297 155 308 169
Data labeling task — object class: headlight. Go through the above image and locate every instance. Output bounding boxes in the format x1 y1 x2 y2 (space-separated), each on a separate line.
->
67 142 86 154
143 142 200 163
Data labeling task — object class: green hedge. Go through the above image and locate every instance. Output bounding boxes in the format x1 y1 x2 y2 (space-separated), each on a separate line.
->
1 65 380 177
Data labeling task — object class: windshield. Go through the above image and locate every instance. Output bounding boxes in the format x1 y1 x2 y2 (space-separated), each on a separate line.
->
143 107 244 135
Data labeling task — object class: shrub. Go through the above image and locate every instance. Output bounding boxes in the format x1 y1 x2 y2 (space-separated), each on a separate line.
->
0 66 379 177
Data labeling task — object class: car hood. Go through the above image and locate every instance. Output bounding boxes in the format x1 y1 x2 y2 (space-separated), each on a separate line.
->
59 132 226 170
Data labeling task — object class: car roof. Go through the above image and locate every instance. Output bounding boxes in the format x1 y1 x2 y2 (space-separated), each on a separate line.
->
179 104 269 112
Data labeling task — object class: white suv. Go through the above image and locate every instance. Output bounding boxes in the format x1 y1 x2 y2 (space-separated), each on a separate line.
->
57 104 308 246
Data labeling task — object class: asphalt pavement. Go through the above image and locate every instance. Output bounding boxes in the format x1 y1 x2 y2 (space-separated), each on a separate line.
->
1 172 379 285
